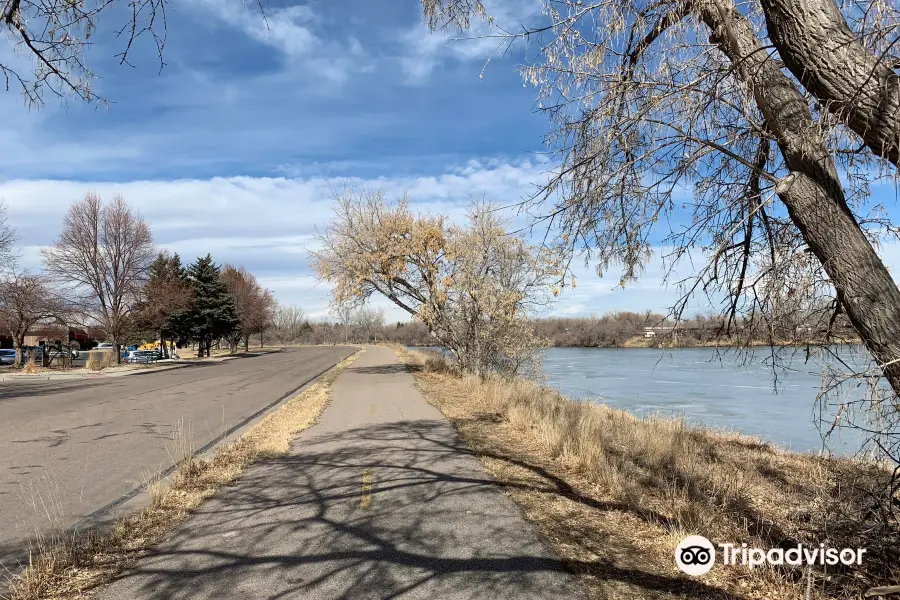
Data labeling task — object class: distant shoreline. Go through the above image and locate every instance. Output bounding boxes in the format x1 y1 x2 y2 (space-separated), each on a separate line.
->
406 336 864 350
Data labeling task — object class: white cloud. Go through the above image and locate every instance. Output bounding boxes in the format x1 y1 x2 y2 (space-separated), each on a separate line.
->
187 0 371 84
0 158 554 320
7 157 899 323
398 0 544 82
0 157 707 321
246 5 320 57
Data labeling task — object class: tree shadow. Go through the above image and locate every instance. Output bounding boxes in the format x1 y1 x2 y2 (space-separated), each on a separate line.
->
349 364 412 375
0 380 97 402
95 419 743 600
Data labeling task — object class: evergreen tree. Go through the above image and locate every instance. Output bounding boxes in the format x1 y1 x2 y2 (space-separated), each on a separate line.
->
134 252 194 357
186 255 240 357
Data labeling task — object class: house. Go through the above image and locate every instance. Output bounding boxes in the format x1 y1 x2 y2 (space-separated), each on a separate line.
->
22 325 96 350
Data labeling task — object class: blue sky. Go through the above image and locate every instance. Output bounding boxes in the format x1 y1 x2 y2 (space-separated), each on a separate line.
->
2 0 899 321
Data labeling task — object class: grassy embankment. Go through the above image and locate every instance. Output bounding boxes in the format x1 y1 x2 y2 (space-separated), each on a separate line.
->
2 352 357 600
396 347 897 600
408 336 863 350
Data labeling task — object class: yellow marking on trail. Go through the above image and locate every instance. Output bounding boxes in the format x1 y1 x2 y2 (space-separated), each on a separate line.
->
360 471 374 509
371 403 376 415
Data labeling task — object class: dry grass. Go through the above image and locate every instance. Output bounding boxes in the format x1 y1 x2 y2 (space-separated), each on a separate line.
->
85 351 117 371
2 352 357 600
396 347 898 600
21 352 39 374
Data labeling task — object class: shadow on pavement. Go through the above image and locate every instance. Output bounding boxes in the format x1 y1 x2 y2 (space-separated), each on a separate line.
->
98 419 738 600
0 362 228 403
0 381 97 402
348 363 411 376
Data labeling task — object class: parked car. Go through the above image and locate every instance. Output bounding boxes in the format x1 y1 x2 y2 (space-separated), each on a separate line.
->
118 345 138 359
0 349 17 365
48 347 79 360
123 350 159 364
94 343 114 350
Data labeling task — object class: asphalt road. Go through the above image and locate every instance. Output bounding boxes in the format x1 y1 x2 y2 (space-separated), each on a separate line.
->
96 347 585 599
0 347 353 572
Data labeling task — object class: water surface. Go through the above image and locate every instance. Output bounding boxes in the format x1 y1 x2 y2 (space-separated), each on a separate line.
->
540 346 870 455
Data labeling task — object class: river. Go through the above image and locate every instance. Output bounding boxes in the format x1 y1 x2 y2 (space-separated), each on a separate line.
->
540 346 874 455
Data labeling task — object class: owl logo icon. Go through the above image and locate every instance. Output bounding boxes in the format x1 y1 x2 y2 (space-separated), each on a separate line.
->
675 535 716 575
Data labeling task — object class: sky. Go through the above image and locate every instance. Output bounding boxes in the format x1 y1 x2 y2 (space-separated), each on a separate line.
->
1 0 899 321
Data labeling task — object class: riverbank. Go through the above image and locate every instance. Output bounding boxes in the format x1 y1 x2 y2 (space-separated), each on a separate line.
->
396 347 897 599
406 336 862 350
619 336 862 349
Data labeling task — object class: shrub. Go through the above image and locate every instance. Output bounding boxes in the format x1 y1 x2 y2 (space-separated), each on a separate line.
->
87 350 117 371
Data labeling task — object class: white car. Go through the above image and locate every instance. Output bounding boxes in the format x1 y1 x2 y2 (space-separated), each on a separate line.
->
48 347 79 360
95 343 114 350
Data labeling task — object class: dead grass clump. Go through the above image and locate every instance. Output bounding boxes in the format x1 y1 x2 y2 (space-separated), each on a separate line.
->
21 351 39 373
86 351 117 371
3 353 357 600
397 347 899 600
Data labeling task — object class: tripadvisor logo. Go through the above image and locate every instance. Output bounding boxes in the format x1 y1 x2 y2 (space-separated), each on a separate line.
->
675 535 716 576
675 535 868 575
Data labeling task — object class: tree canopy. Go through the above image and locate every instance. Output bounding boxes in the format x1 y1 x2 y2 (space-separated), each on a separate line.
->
186 254 240 358
420 0 900 463
311 189 561 375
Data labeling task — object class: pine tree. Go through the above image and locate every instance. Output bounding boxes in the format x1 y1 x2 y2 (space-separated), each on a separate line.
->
135 252 194 358
186 255 240 357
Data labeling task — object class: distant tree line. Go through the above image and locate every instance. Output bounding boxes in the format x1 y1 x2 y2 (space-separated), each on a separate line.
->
262 309 858 350
533 310 858 348
130 252 276 358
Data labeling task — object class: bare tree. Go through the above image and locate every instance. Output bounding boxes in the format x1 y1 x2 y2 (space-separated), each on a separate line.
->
0 271 70 367
248 288 276 348
42 192 154 363
0 200 18 273
420 0 900 448
353 306 386 343
312 190 560 375
420 0 900 592
269 304 308 343
221 264 276 351
1 0 168 106
332 302 354 345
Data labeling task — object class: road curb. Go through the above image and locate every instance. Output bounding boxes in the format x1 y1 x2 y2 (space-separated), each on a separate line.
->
0 363 193 382
0 349 287 381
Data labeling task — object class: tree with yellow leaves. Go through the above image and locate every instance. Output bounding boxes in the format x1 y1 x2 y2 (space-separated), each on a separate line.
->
310 189 561 376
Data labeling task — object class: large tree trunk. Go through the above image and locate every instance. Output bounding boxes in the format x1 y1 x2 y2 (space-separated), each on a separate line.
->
700 1 900 394
759 0 900 166
12 334 24 368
